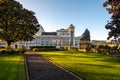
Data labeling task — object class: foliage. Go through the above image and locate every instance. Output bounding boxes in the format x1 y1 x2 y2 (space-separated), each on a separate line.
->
30 46 58 51
96 45 111 54
98 45 111 49
0 46 5 49
40 51 120 80
111 45 118 49
103 0 120 39
16 46 26 54
91 44 96 48
30 46 56 49
81 29 90 41
0 47 26 54
0 0 40 46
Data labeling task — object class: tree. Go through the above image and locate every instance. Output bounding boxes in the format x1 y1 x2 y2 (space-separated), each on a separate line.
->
81 29 90 41
103 0 120 39
0 0 40 46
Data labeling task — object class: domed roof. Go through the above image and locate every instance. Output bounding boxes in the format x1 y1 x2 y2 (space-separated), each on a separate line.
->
69 24 75 28
67 24 75 30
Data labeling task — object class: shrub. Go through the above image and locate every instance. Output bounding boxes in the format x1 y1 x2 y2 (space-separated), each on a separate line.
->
0 49 6 54
98 45 110 49
0 46 26 54
0 47 5 49
16 46 26 54
30 46 58 51
30 46 56 50
5 47 15 54
0 47 15 54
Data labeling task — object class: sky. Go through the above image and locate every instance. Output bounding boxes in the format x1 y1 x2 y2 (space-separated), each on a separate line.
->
16 0 111 40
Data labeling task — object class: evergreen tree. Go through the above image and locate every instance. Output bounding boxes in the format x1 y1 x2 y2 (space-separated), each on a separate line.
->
0 0 40 46
81 29 90 41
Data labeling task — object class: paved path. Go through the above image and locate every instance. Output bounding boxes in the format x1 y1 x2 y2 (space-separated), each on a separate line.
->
25 52 83 80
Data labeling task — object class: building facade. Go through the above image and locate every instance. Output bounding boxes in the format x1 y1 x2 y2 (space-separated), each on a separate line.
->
21 24 80 49
0 24 118 49
12 24 81 49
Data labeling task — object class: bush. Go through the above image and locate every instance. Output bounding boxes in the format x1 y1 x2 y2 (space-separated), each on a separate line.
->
0 47 5 49
16 46 26 54
30 46 56 50
30 46 58 51
0 47 15 54
98 45 110 49
0 46 26 54
0 49 6 54
5 47 15 54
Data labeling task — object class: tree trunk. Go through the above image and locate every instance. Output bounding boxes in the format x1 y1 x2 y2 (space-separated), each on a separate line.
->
6 41 12 47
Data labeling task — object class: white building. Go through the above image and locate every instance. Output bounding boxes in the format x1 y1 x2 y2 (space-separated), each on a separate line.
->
0 24 81 49
25 24 81 49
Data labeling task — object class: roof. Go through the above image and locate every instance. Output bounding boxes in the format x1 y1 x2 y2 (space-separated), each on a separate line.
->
41 32 57 35
60 28 65 30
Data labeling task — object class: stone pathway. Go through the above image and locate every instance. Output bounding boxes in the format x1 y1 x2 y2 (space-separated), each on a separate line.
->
25 52 83 80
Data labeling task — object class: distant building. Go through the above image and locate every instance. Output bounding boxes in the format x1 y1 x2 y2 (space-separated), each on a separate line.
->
91 40 118 47
1 24 81 49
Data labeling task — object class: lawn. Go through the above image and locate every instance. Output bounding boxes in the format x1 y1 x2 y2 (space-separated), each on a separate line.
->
40 51 120 80
0 54 26 80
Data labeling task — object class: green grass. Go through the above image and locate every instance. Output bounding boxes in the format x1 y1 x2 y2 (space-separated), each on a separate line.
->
40 51 120 80
0 54 26 80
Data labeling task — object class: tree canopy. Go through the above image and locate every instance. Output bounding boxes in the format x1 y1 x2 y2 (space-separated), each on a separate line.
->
0 0 40 46
81 29 90 41
103 0 120 39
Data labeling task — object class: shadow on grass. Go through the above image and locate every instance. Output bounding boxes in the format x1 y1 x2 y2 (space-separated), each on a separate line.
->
76 62 114 68
0 54 26 80
79 70 120 80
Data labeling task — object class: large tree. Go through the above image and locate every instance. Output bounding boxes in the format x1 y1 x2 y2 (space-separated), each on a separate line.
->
0 0 40 46
103 0 120 39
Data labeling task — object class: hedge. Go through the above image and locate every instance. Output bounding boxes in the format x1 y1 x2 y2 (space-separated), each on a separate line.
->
0 47 26 54
30 46 59 51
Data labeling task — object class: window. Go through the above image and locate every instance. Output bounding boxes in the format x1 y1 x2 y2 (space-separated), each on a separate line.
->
46 40 49 46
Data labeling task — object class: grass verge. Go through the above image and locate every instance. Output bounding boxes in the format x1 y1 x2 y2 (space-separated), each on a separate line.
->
40 51 120 80
0 54 26 80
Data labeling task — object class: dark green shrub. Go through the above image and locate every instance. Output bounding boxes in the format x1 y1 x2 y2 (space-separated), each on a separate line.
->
30 46 58 51
91 44 96 48
16 46 26 54
111 46 118 49
0 46 26 54
4 47 15 54
30 46 56 50
98 45 110 49
0 47 5 49
0 49 6 54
